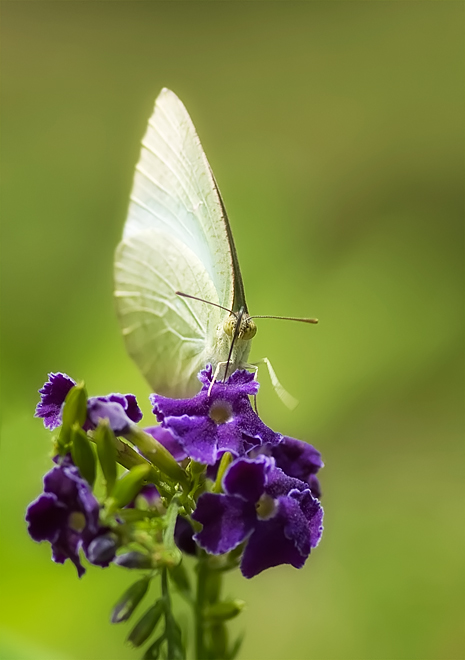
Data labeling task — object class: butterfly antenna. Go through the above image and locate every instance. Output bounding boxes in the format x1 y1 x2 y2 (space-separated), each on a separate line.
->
224 307 245 381
175 291 235 316
249 315 319 324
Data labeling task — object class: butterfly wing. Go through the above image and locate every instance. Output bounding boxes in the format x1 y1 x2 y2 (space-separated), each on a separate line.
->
115 88 247 396
115 229 221 397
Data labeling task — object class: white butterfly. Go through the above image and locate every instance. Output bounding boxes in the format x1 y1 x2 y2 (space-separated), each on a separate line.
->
114 88 316 403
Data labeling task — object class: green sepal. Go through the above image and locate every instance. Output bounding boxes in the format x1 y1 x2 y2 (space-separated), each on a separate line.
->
204 600 245 622
107 463 150 511
210 623 228 660
227 633 245 660
111 576 150 624
62 382 88 428
142 634 166 660
94 419 117 496
165 610 185 660
169 562 191 600
57 382 88 454
70 424 96 488
127 599 165 647
212 452 232 493
126 426 189 488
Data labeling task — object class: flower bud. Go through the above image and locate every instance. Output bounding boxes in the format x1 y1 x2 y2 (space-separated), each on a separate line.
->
71 424 96 488
115 551 153 570
126 426 189 488
94 419 117 495
108 464 151 511
127 600 165 647
86 532 118 565
204 600 245 622
111 577 150 624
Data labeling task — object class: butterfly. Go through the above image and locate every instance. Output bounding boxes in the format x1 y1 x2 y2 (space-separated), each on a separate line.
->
114 88 317 403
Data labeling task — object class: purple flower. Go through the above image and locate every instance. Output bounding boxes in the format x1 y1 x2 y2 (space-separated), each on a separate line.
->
151 367 282 465
35 372 76 430
144 426 188 462
25 456 111 577
262 436 324 499
192 455 324 578
35 373 143 435
87 394 142 434
174 516 197 556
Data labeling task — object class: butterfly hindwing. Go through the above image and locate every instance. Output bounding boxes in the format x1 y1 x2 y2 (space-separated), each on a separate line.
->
115 229 222 397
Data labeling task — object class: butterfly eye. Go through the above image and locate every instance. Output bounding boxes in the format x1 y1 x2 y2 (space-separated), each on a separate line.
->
240 318 257 341
223 316 237 337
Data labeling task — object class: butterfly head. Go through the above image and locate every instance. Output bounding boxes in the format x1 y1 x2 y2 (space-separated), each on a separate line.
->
223 312 257 341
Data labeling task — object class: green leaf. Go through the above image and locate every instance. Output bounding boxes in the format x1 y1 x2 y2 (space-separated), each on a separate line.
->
70 424 96 488
111 577 150 624
142 634 166 660
94 419 117 495
127 599 165 647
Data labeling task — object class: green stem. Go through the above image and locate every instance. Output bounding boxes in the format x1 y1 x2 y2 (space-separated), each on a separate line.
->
195 557 208 660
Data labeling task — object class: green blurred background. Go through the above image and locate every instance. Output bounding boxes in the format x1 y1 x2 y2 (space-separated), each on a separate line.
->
1 2 463 659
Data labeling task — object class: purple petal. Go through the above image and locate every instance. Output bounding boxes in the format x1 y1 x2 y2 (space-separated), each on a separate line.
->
270 437 324 482
122 394 143 423
138 484 160 506
223 456 274 503
35 372 76 430
308 474 322 499
145 426 188 462
192 493 256 554
198 366 259 397
164 415 218 465
265 466 309 499
26 493 66 543
290 489 324 548
51 531 85 578
106 393 143 424
174 516 197 556
240 496 310 578
87 398 132 434
44 465 79 503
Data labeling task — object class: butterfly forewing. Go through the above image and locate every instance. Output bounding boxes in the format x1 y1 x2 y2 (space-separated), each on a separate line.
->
123 88 235 310
115 88 248 397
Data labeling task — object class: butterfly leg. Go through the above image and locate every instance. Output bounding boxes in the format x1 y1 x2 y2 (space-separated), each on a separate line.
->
241 364 260 414
208 361 228 397
247 358 299 410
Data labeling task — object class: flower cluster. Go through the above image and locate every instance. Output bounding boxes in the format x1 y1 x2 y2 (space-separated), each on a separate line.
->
28 367 324 579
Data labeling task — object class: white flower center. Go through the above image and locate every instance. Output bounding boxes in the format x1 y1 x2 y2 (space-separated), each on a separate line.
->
209 400 233 425
255 494 277 520
68 511 86 532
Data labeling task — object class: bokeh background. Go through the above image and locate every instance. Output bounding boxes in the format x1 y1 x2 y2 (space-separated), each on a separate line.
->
1 2 463 659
